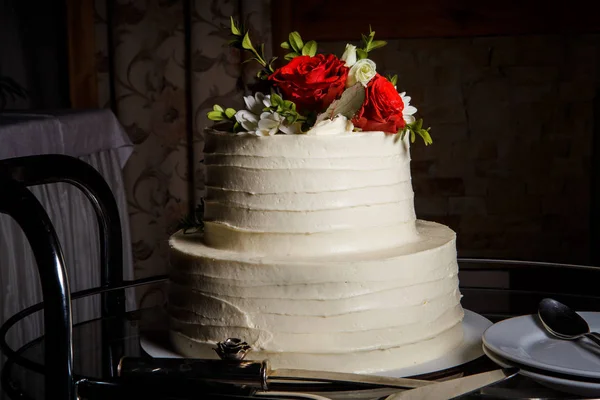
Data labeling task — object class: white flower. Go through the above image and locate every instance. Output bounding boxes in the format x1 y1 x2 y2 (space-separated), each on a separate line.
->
279 121 303 135
340 44 357 67
235 92 274 134
234 110 259 132
306 114 353 135
400 92 417 124
256 112 283 136
346 59 377 88
243 92 270 115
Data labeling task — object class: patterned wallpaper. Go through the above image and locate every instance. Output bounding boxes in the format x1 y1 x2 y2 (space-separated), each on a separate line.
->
94 0 271 287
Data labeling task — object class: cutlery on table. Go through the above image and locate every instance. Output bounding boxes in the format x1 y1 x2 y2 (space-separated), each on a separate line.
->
118 357 517 399
118 356 433 390
538 298 600 346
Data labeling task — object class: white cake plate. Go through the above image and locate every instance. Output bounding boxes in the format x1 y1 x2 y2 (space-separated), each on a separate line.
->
140 309 491 378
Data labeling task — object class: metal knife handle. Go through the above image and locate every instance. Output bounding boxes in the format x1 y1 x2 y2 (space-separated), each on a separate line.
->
118 357 269 390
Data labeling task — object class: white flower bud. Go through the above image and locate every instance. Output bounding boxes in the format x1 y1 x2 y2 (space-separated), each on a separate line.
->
340 44 357 67
346 59 376 88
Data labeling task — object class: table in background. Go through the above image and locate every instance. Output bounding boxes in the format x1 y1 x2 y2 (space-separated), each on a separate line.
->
0 109 136 399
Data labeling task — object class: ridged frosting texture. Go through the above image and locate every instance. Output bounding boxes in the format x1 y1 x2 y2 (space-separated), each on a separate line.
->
168 131 465 373
169 220 464 373
203 131 418 256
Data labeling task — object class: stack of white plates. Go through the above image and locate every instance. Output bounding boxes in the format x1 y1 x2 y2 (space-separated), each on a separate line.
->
482 312 600 397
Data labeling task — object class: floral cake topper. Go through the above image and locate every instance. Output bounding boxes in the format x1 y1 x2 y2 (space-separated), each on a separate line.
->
207 18 432 145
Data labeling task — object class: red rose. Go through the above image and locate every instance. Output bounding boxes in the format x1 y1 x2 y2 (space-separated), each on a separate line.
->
268 54 348 113
352 74 405 134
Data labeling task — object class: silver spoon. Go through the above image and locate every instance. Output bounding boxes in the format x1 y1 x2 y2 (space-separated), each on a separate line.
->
538 298 600 346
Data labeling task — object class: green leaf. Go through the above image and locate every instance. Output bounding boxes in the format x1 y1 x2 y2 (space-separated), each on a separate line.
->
225 108 236 119
410 131 416 143
271 93 283 106
283 100 296 111
267 56 278 72
280 42 290 49
421 130 433 145
230 17 241 36
302 40 317 56
207 110 224 121
387 74 398 87
213 104 224 112
288 31 304 53
284 52 300 60
368 40 387 51
356 49 368 60
242 32 254 51
394 129 406 143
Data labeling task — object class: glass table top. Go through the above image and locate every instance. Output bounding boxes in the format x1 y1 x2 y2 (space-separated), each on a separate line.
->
4 261 600 399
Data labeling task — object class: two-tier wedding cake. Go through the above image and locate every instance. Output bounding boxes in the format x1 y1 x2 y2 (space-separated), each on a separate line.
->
167 20 464 373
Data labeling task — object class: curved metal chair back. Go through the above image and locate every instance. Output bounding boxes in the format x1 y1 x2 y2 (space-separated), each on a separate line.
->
0 154 125 317
0 176 74 399
0 154 129 399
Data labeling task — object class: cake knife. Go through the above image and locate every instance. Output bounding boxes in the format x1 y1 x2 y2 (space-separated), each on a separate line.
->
118 357 435 391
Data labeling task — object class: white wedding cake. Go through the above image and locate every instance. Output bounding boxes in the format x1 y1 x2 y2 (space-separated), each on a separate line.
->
167 130 464 373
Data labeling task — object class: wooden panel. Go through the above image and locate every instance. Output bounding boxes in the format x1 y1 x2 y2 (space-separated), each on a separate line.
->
66 0 98 108
272 0 600 43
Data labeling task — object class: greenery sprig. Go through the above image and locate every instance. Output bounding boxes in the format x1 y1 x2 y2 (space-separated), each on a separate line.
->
228 17 277 79
280 31 317 60
398 119 433 146
207 104 236 122
268 92 306 124
357 26 387 60
387 74 398 87
178 200 205 234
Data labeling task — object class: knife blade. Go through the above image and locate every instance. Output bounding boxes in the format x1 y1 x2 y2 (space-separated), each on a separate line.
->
270 368 432 389
384 368 519 400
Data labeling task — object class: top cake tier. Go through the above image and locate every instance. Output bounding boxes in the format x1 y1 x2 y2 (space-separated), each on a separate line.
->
202 130 418 257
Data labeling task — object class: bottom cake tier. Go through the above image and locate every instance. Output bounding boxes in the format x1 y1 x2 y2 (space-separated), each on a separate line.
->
167 220 464 373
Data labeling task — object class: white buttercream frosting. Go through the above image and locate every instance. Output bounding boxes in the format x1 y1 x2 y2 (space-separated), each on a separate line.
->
202 130 418 256
168 130 465 373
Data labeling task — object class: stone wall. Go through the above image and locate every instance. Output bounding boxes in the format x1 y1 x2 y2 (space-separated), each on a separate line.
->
321 35 598 264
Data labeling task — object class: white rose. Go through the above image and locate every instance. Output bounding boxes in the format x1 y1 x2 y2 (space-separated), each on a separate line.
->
340 44 357 67
306 114 354 136
346 59 376 88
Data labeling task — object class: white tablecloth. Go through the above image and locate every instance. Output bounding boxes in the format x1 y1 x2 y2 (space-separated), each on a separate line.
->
0 110 135 391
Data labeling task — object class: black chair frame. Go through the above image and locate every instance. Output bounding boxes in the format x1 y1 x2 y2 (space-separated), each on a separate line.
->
0 154 166 399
